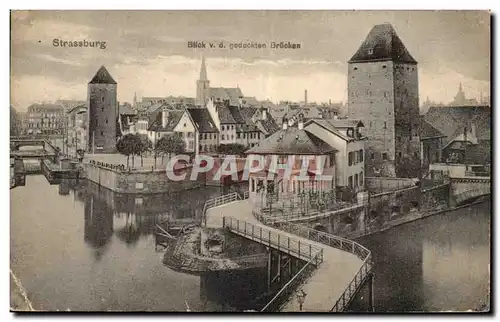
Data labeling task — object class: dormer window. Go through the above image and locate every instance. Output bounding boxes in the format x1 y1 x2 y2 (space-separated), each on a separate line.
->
368 48 374 55
347 128 354 138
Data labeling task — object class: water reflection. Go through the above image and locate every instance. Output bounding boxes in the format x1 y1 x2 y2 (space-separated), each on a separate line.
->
356 200 490 312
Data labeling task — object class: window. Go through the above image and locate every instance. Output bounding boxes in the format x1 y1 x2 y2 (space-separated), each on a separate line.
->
183 123 186 127
354 174 359 188
237 133 241 139
382 153 388 161
359 150 364 162
221 134 225 140
105 118 108 124
101 97 105 102
371 153 375 160
348 152 353 166
347 128 354 138
382 65 387 69
360 171 364 186
348 176 353 189
221 125 225 131
368 48 374 55
398 152 402 158
100 131 104 136
353 67 358 71
231 125 234 130
384 122 387 129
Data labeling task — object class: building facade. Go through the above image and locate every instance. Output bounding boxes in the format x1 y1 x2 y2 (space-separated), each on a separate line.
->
66 105 88 153
26 103 65 135
304 119 366 193
348 23 421 178
87 66 118 153
246 118 337 208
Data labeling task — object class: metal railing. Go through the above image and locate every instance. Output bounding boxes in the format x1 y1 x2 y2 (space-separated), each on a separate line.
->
269 221 372 312
222 216 324 312
261 251 322 312
223 217 323 263
202 192 240 226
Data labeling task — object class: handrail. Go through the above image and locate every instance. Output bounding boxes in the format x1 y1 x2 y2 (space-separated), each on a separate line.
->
201 192 240 226
261 250 322 312
223 217 323 262
264 219 372 312
222 216 324 312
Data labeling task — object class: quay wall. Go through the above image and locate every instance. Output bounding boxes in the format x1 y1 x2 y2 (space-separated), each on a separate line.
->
83 162 204 194
365 176 416 193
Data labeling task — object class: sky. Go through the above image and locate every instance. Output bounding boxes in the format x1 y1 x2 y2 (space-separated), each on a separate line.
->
10 10 490 110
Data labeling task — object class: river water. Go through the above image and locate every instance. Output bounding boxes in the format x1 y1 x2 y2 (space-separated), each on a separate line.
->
10 175 490 312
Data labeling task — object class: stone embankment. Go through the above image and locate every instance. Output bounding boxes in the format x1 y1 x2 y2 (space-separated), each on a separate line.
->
163 227 267 274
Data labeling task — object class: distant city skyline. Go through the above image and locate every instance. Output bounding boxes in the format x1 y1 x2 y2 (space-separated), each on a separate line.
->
11 10 490 110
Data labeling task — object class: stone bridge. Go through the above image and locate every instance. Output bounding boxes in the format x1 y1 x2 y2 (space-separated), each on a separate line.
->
10 138 58 162
450 176 491 205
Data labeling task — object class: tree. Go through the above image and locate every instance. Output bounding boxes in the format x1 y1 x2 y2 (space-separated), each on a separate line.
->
137 134 153 167
10 106 22 137
116 134 141 168
155 133 186 164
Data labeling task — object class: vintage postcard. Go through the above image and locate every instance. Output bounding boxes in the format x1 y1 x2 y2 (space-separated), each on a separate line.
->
10 10 491 312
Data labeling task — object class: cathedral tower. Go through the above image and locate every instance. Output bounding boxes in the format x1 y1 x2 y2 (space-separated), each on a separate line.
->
87 66 117 153
348 23 421 178
196 56 210 106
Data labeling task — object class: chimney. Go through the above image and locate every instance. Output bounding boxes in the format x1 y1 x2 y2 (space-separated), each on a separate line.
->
329 99 331 106
282 117 288 130
304 90 308 107
298 113 304 130
162 107 168 128
261 107 267 120
238 96 243 107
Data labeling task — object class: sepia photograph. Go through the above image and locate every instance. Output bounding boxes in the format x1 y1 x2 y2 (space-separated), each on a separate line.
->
9 10 491 313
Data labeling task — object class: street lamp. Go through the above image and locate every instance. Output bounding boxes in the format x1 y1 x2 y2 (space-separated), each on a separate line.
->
296 289 307 311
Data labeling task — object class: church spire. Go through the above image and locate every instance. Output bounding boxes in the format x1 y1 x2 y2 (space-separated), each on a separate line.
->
199 56 208 81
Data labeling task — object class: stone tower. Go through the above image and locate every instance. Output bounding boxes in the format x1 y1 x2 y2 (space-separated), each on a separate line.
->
87 66 117 153
348 23 421 178
196 56 210 106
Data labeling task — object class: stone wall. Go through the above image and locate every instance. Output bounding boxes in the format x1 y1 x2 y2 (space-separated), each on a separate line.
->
421 183 450 211
83 162 204 194
365 176 416 193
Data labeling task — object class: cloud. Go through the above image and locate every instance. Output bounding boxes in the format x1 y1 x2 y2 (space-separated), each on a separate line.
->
35 53 83 66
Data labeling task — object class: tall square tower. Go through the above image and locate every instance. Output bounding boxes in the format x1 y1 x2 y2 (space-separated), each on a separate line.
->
87 66 118 153
348 24 421 178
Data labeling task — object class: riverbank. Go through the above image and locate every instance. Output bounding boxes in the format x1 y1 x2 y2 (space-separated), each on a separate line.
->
343 197 490 240
163 227 267 274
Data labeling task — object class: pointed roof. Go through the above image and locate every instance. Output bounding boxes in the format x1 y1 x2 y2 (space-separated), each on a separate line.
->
349 23 417 64
199 56 208 81
89 66 117 84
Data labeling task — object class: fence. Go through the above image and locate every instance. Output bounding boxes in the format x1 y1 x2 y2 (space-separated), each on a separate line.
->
201 192 240 226
269 221 372 312
222 216 324 312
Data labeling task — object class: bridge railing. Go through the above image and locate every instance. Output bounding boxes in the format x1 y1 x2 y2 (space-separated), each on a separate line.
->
269 221 372 312
223 217 323 263
202 192 240 226
261 250 322 312
222 216 324 312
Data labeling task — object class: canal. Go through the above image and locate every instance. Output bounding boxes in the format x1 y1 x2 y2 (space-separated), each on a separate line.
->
10 175 490 312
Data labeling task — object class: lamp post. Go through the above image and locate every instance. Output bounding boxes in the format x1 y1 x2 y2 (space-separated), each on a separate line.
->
296 289 307 311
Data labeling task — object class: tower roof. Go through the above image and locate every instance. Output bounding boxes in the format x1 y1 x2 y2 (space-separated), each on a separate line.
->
199 56 208 81
89 66 117 84
349 23 417 64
